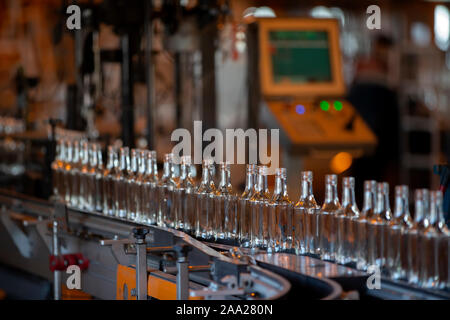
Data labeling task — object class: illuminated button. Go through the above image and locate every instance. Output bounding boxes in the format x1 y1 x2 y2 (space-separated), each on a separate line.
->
320 100 330 111
295 104 305 115
334 100 343 111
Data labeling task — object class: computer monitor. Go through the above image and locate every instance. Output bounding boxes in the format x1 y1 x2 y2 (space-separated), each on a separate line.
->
258 18 345 98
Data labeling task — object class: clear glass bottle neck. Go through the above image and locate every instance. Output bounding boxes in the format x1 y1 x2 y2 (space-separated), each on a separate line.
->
119 150 128 171
129 152 137 173
107 149 116 169
89 148 97 167
244 169 254 192
363 189 375 212
138 154 145 174
394 192 410 219
255 174 269 194
218 166 232 189
152 158 158 179
200 166 210 185
145 155 153 176
163 160 171 178
97 148 103 166
342 185 356 207
72 144 80 163
274 175 288 197
324 182 339 204
414 198 424 223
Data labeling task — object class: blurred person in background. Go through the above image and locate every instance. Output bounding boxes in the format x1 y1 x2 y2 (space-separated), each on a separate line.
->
347 34 400 202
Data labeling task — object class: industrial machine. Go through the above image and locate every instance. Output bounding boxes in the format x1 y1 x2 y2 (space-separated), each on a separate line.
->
248 18 377 199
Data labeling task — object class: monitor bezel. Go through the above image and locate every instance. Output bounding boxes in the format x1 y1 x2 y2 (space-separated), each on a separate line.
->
258 18 345 98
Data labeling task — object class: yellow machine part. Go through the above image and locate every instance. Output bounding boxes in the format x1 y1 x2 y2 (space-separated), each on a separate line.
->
116 264 203 300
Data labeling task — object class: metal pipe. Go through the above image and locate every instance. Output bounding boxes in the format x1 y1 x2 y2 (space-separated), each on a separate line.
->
52 220 61 300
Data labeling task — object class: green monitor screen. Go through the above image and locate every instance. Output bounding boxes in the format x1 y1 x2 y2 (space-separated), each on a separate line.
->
268 30 332 84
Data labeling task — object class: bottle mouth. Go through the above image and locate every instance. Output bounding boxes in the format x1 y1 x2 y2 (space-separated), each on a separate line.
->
342 176 355 187
275 167 287 177
325 174 337 185
181 155 192 165
258 166 269 175
301 170 313 180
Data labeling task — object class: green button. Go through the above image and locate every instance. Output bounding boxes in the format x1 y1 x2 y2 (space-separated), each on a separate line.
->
334 100 343 111
320 100 330 111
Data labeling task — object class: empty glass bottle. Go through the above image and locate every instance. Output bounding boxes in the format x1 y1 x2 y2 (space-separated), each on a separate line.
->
165 155 179 228
176 155 196 233
102 146 117 216
239 164 256 247
419 191 439 288
195 159 216 239
319 174 341 261
78 141 90 210
84 143 97 211
366 182 386 268
356 180 376 271
250 166 271 249
51 139 65 199
386 185 411 279
146 150 159 225
113 147 129 218
380 182 393 270
69 140 81 208
134 150 147 223
63 140 73 204
94 144 103 212
214 162 236 240
141 150 154 224
126 149 139 221
336 177 359 264
406 189 428 284
157 154 171 226
432 190 449 289
269 168 292 253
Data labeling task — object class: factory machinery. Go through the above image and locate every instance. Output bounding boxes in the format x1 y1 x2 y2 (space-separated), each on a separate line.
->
0 169 448 300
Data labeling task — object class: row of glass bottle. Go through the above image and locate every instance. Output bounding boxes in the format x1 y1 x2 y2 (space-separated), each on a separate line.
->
51 140 449 289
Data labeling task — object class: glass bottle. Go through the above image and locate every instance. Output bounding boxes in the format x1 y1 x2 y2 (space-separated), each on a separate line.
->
134 150 147 223
380 183 393 270
78 141 90 210
419 191 439 288
113 147 129 218
63 140 73 204
51 139 65 199
239 164 256 247
126 149 139 221
336 177 359 265
319 174 341 261
387 185 410 279
69 140 81 208
58 140 67 200
366 182 386 268
94 144 103 212
148 151 159 225
249 166 271 249
214 162 236 240
176 155 196 233
84 143 97 211
356 180 377 271
406 189 428 284
269 168 292 253
432 190 449 289
50 139 61 198
102 146 116 216
195 159 216 239
165 155 179 228
141 150 154 225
